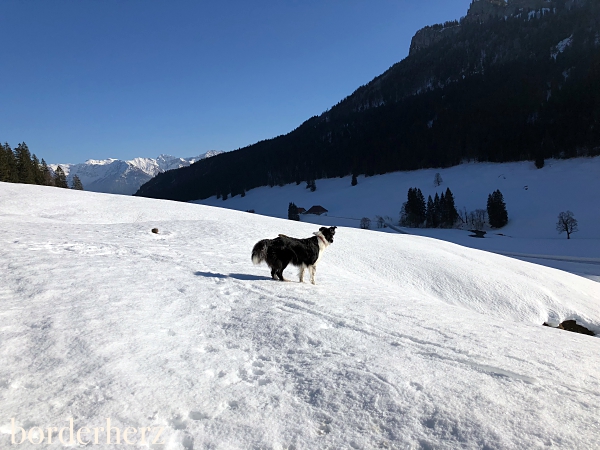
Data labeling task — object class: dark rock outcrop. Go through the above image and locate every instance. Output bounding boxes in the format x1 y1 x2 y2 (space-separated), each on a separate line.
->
409 25 461 55
543 320 596 336
410 0 551 55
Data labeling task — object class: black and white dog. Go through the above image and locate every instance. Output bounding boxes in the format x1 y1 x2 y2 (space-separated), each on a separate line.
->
252 226 337 284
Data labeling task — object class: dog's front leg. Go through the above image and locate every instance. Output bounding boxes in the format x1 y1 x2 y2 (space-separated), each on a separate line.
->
299 265 305 283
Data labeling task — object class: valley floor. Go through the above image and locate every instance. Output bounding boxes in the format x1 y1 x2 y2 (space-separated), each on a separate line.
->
196 157 600 283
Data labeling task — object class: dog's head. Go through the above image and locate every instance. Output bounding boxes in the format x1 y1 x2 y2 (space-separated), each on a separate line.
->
317 226 337 244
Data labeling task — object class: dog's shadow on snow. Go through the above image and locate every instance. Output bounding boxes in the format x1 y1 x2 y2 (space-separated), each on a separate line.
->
194 271 271 281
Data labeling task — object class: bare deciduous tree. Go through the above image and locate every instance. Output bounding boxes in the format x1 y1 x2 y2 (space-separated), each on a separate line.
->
434 173 443 187
556 211 578 239
360 217 371 229
473 209 487 230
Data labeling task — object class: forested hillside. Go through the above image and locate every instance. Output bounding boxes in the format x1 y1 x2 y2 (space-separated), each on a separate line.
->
136 0 600 202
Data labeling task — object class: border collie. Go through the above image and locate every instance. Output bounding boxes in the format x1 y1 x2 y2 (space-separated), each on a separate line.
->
251 226 337 284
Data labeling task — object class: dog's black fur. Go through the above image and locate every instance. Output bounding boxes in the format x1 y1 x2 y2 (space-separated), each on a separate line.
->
252 226 337 284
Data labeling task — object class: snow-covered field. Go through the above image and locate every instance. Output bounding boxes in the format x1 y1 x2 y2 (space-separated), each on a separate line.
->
1 182 600 449
196 157 600 282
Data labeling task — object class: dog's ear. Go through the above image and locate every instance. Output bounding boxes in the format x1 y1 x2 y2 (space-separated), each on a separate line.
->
330 226 337 234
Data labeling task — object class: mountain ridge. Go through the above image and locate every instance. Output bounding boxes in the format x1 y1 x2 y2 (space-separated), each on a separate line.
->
51 151 221 195
135 0 599 202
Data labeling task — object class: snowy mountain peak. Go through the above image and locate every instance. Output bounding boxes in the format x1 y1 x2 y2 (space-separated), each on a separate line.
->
50 151 222 195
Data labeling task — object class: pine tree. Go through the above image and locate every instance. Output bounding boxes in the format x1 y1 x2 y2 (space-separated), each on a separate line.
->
438 192 447 226
41 159 53 185
433 193 441 227
288 202 300 221
535 154 545 169
415 189 425 225
351 173 358 186
32 154 45 185
54 166 69 188
426 195 436 227
487 190 508 228
71 174 84 190
441 187 458 227
15 142 35 184
403 187 426 227
3 144 18 183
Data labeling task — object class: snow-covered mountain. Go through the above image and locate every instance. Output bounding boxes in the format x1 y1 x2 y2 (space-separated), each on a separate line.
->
50 151 222 195
1 183 599 448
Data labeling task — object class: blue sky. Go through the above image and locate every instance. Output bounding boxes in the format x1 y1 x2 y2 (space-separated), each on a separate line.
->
1 1 472 164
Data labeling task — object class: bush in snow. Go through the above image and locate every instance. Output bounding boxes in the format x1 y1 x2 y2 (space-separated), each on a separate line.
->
468 209 487 230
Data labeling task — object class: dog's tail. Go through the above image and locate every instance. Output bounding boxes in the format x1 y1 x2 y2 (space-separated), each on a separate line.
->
251 239 270 265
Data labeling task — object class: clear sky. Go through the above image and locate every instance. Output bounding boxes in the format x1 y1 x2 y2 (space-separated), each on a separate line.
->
1 0 472 164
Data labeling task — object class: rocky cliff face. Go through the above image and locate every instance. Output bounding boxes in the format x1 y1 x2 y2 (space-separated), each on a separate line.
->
464 0 508 23
409 25 461 55
410 0 556 55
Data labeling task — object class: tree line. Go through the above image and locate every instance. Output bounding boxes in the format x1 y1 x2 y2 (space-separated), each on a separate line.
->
400 187 508 229
0 142 83 190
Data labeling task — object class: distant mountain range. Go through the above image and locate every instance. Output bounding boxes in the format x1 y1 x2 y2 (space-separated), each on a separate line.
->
136 0 599 202
51 151 221 195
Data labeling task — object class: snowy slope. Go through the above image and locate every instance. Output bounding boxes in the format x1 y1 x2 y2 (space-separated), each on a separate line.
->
50 151 221 195
1 183 600 449
195 157 600 281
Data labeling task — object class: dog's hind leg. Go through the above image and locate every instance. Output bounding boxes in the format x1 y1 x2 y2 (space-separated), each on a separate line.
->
277 261 289 281
309 265 317 285
298 264 306 283
269 261 283 280
270 268 279 280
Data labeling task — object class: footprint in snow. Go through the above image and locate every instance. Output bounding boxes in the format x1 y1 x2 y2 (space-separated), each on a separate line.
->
188 411 209 421
168 414 187 430
182 434 194 450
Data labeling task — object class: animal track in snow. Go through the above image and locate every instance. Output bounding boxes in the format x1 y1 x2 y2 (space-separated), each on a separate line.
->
188 411 209 420
168 414 187 430
182 434 194 450
228 400 240 409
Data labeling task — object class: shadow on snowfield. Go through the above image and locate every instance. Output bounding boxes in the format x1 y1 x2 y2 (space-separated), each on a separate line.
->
194 271 271 281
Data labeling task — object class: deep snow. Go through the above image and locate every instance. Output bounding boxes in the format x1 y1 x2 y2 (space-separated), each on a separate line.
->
1 183 600 449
